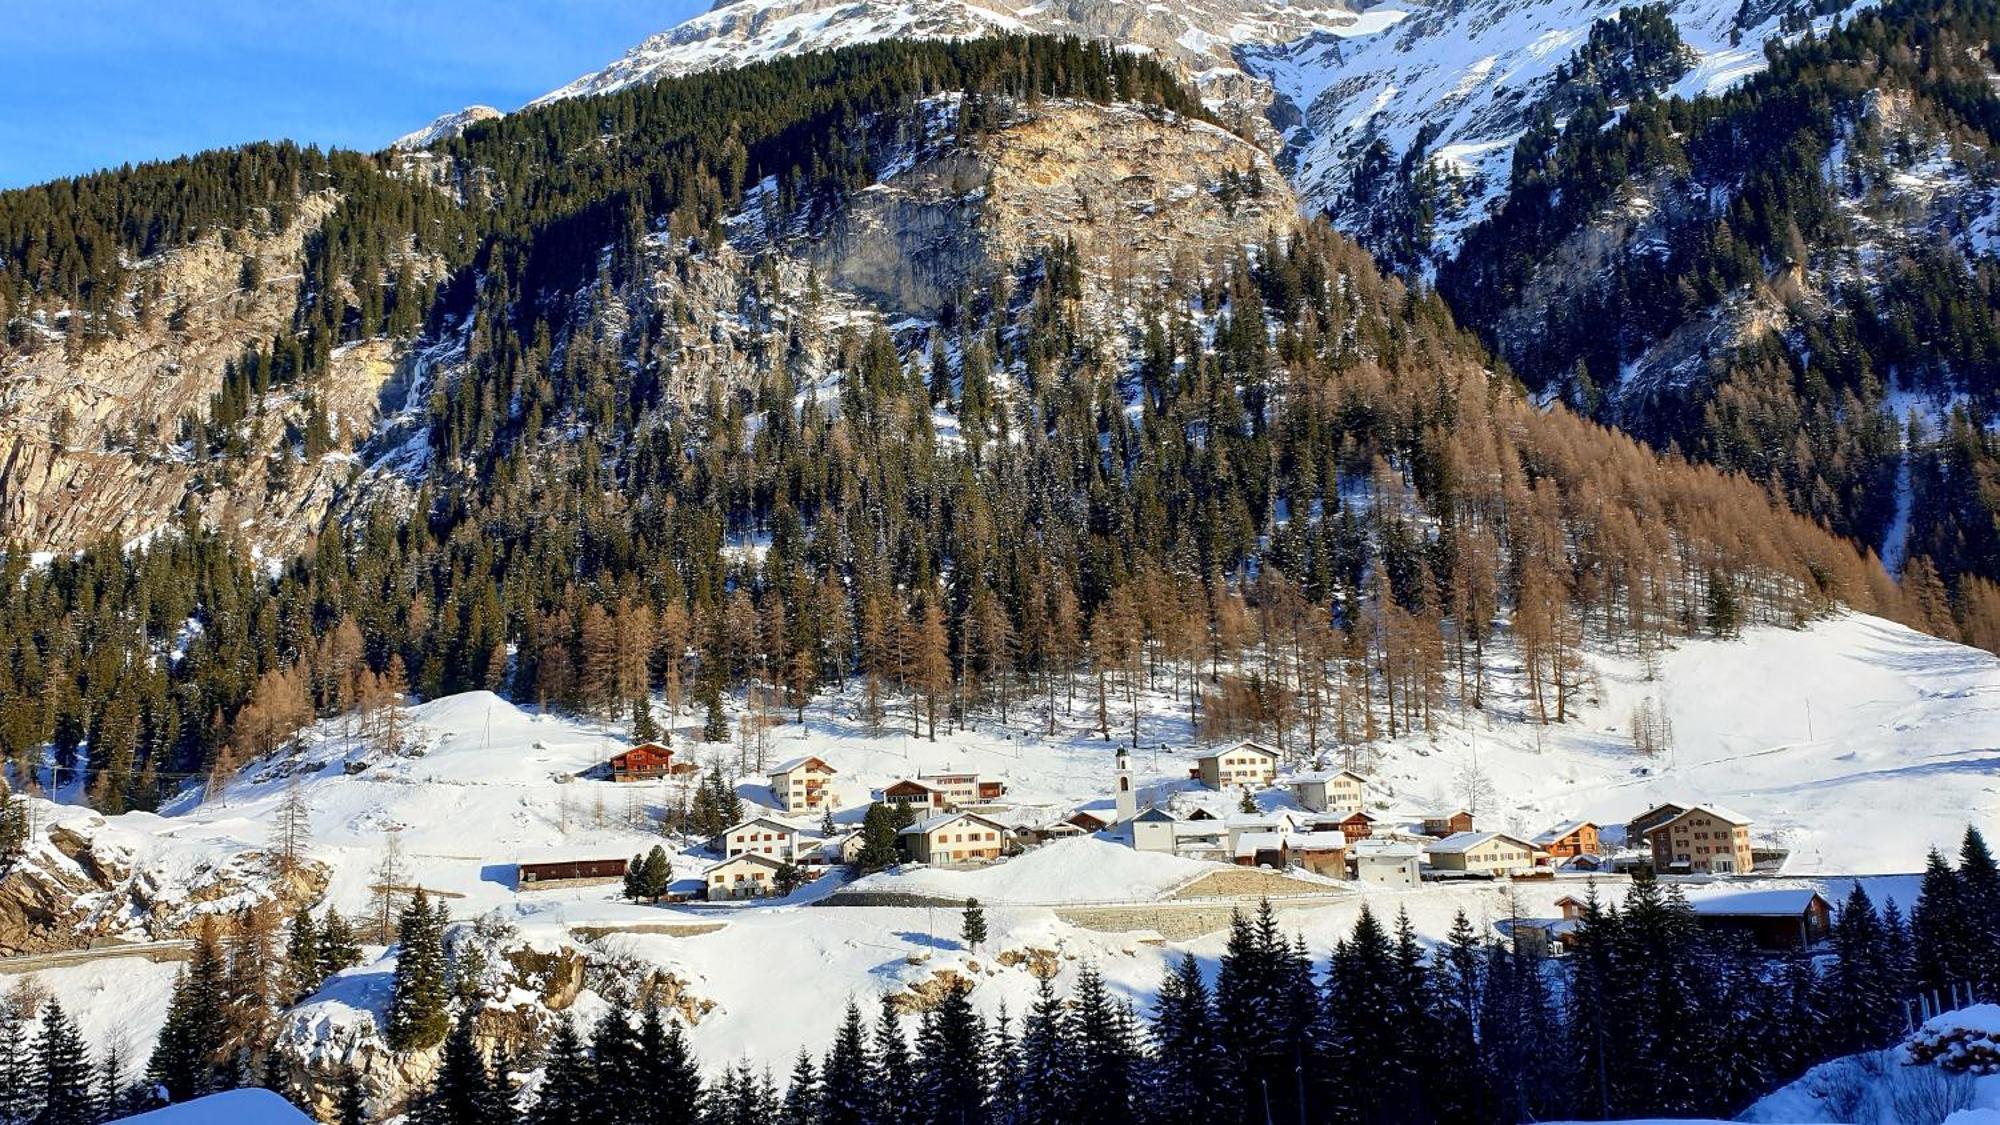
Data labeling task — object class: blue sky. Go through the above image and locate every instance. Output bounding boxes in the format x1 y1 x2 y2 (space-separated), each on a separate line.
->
1 1 708 189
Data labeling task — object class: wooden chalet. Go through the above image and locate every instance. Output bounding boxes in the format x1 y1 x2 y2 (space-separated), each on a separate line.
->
1689 890 1832 950
1422 810 1475 837
1335 810 1378 840
609 742 676 782
1533 820 1602 860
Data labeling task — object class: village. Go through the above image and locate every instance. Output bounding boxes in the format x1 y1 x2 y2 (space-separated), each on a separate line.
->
506 734 1834 955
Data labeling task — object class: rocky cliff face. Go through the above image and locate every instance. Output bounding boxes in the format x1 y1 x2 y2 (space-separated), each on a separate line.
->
767 97 1291 333
0 197 429 557
0 805 326 955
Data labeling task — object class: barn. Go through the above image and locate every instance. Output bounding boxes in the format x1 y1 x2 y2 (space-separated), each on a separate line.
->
517 858 629 888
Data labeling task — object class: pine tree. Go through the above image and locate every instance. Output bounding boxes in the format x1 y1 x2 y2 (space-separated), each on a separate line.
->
385 889 450 1053
960 898 987 952
336 1066 368 1125
818 1002 873 1125
317 909 362 979
639 1005 702 1125
641 845 673 902
148 925 229 1102
282 906 321 1003
413 1008 494 1125
915 981 987 1125
632 696 662 743
528 1018 590 1125
588 1003 642 1125
780 1049 817 1125
32 1001 91 1125
1911 847 1972 997
1145 955 1232 1125
871 999 913 1125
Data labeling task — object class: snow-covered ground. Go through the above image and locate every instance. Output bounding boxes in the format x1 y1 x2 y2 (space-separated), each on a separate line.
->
13 610 1996 1073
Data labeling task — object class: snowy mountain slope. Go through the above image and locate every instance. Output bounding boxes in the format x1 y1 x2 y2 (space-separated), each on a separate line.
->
522 0 1382 109
392 105 501 150
1244 0 1867 260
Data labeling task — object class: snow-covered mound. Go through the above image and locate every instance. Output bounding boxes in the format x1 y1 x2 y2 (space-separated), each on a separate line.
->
846 837 1216 904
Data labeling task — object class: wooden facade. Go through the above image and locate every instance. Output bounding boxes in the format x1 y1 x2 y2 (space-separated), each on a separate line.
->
517 858 628 887
610 743 676 782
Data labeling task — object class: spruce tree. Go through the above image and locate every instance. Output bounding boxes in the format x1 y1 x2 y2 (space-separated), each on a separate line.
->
32 1001 91 1125
960 898 987 952
639 1003 703 1125
528 1018 590 1125
856 804 900 873
1911 847 1972 997
1068 966 1137 1125
587 1003 642 1125
1145 955 1232 1124
385 889 450 1053
780 1049 818 1125
641 845 673 902
1014 974 1075 1125
336 1065 368 1125
623 854 646 902
632 696 662 743
915 981 987 1125
818 1002 873 1125
0 997 33 1123
283 906 321 1003
148 927 228 1102
871 999 913 1125
317 908 362 978
1958 826 2000 995
413 1008 494 1125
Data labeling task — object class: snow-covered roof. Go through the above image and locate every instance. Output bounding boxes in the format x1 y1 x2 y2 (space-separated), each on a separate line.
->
1133 806 1177 823
1234 831 1287 858
900 811 1004 836
1197 741 1278 763
1172 820 1227 839
707 852 789 874
1292 768 1366 784
722 816 798 836
1286 831 1347 852
1678 804 1754 826
1688 889 1824 917
1425 831 1533 855
769 755 835 776
1351 840 1422 860
1532 820 1596 846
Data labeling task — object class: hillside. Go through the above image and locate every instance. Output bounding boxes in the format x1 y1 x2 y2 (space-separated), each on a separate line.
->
0 608 1982 1117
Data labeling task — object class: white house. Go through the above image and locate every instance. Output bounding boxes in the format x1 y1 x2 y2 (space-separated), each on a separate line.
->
768 755 837 815
706 853 789 900
1350 840 1422 886
1132 807 1179 854
1194 742 1278 790
718 817 801 860
1425 831 1540 877
900 811 1007 866
1289 769 1367 814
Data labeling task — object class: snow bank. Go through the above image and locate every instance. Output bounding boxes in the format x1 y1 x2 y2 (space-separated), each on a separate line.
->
847 837 1216 903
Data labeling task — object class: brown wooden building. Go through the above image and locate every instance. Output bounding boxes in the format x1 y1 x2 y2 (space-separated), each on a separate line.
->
1533 821 1602 860
610 743 676 782
1690 890 1832 950
517 858 628 887
1423 810 1475 837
